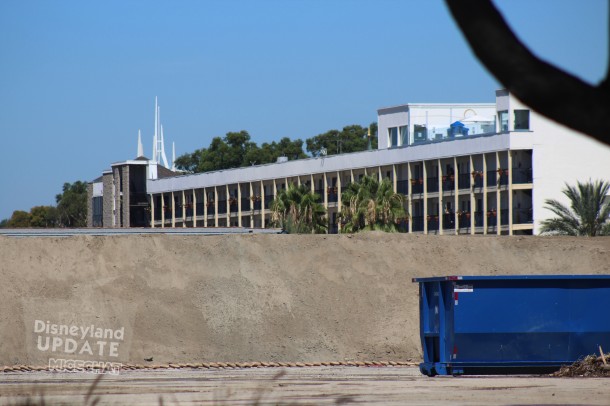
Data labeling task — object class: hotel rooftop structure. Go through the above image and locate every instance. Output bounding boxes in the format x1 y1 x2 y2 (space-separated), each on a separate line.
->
88 90 610 235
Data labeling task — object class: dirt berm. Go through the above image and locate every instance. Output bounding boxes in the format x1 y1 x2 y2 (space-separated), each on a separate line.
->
1 233 608 366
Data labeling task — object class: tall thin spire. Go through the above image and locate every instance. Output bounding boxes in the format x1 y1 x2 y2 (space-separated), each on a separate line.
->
152 97 158 163
172 142 176 171
160 124 169 168
137 129 144 158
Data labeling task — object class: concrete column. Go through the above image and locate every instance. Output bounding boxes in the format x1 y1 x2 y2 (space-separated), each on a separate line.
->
150 193 155 228
508 151 513 235
102 172 114 228
193 189 197 227
182 190 186 227
337 171 342 232
454 156 458 235
496 151 501 235
470 155 475 235
260 181 265 228
438 159 443 235
423 161 428 234
121 166 130 228
214 186 219 228
161 193 165 228
483 154 488 234
171 191 176 228
226 185 230 226
407 162 412 233
238 183 242 228
204 188 209 228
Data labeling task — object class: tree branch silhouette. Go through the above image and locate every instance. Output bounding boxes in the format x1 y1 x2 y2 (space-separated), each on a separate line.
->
446 0 610 146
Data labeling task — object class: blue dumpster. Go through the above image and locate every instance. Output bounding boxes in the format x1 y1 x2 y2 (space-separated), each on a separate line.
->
412 275 610 376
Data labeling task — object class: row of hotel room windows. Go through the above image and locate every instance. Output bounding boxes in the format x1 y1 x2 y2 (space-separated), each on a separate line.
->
388 109 530 147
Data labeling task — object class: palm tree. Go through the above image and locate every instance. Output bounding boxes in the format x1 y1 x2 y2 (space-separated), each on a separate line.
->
340 175 407 232
270 184 327 234
540 180 610 236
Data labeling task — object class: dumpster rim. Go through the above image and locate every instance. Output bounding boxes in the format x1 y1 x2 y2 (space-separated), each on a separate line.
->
412 274 610 283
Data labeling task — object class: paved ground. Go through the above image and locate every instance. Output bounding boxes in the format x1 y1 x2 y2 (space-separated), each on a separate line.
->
1 367 609 405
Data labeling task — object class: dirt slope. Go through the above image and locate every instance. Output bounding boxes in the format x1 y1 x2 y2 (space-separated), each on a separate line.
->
1 233 608 366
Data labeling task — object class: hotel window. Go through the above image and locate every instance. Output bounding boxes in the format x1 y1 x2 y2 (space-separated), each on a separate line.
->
498 110 509 132
514 109 530 130
399 126 408 146
413 125 428 143
388 127 399 147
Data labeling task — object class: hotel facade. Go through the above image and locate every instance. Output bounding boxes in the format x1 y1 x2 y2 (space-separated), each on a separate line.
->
88 90 610 235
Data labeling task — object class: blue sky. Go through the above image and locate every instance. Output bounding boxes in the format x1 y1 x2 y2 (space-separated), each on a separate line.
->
0 0 607 221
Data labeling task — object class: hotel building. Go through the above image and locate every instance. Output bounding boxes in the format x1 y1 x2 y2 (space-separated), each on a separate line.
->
88 90 610 235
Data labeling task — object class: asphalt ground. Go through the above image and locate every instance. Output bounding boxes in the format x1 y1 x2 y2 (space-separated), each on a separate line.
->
1 366 608 405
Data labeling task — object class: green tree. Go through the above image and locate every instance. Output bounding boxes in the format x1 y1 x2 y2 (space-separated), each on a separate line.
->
6 210 32 228
271 184 327 234
30 205 59 228
56 181 88 228
176 132 308 173
340 175 407 233
0 218 8 228
540 180 610 236
306 123 378 157
174 148 203 172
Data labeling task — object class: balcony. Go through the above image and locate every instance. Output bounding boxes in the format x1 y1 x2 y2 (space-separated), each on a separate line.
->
474 211 484 227
487 209 498 227
412 216 424 232
458 173 470 190
327 187 339 203
411 179 424 194
229 198 238 213
458 212 471 229
217 200 227 214
500 209 509 225
427 215 439 231
264 195 274 209
427 177 439 193
513 208 533 224
241 197 251 211
472 171 484 188
512 168 533 184
442 212 456 230
397 180 409 195
441 176 455 192
396 219 409 233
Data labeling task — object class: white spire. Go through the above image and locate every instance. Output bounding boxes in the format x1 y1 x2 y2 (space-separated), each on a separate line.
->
152 97 158 163
172 141 176 171
137 129 144 158
160 124 169 168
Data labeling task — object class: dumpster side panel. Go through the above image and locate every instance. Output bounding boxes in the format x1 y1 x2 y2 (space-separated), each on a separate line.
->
416 276 610 376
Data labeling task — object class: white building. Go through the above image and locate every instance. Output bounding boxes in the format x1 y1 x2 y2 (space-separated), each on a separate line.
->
88 90 610 235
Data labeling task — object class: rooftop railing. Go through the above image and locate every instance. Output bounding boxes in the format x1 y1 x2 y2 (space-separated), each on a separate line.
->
410 120 497 146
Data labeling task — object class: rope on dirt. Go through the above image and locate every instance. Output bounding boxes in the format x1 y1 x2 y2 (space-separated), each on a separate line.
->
0 360 418 373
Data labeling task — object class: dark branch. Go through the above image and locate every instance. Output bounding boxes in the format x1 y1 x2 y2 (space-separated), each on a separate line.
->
446 0 610 146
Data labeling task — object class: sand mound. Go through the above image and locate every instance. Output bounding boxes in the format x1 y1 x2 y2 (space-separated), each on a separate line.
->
1 233 608 366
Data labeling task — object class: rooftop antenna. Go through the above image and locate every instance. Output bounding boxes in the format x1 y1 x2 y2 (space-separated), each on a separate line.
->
137 129 144 158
